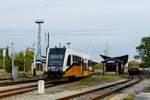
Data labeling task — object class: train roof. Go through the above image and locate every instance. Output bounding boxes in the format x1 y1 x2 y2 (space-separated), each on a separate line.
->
128 60 139 64
49 47 90 59
66 48 90 59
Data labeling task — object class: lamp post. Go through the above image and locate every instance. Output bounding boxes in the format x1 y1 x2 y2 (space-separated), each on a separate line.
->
10 42 14 80
3 48 6 76
35 19 44 60
23 50 26 74
29 43 36 76
46 32 49 55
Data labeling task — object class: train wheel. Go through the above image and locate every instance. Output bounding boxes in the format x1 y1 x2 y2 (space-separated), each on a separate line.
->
68 76 76 81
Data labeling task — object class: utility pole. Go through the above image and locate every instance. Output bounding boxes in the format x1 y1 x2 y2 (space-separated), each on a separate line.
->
106 42 109 56
66 42 71 48
23 49 26 74
35 19 44 60
10 42 14 80
32 43 36 76
104 50 107 56
3 48 6 76
87 44 90 55
28 43 36 77
104 42 109 56
59 43 61 48
45 33 49 55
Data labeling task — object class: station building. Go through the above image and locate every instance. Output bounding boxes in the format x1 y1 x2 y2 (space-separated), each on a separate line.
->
100 55 128 74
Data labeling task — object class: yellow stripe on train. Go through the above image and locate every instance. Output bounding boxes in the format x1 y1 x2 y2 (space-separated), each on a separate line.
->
63 65 93 78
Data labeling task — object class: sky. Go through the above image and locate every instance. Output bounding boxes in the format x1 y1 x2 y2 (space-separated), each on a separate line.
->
0 0 150 62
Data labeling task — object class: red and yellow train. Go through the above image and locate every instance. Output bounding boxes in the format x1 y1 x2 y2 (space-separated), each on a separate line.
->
46 47 94 79
128 60 140 75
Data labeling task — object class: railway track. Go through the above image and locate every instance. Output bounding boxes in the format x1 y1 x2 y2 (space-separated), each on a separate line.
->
0 73 129 99
0 82 51 98
0 78 46 86
0 77 11 81
0 72 101 86
0 79 75 99
0 72 100 98
57 79 141 100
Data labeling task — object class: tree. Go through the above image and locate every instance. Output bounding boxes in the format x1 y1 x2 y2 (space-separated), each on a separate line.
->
15 50 34 72
0 48 3 58
135 36 150 68
0 47 12 72
5 46 12 72
0 47 34 73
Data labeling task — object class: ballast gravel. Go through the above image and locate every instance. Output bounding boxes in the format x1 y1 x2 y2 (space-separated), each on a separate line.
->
2 79 150 100
107 79 150 100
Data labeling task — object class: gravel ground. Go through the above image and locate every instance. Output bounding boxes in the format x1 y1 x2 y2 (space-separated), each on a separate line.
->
1 78 126 100
2 94 54 100
106 79 150 100
3 76 148 100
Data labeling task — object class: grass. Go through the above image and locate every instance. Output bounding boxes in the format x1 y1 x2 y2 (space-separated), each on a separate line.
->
46 74 126 94
79 74 123 86
92 63 103 70
123 95 134 100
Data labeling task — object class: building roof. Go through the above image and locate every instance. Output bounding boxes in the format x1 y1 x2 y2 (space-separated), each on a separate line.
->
100 55 129 65
101 58 122 63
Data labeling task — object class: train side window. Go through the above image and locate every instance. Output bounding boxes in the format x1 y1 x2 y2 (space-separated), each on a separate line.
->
72 56 81 65
73 56 76 64
67 55 71 66
77 56 79 64
79 57 81 63
73 56 75 62
73 56 75 64
88 60 92 67
78 57 81 64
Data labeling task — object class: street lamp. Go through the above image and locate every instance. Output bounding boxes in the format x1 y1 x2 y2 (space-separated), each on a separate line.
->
10 42 14 80
29 43 36 76
35 19 44 60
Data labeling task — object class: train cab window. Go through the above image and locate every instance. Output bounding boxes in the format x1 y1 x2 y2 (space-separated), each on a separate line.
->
67 55 71 66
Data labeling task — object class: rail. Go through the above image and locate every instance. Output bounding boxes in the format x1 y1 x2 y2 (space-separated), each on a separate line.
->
57 79 141 100
0 79 75 99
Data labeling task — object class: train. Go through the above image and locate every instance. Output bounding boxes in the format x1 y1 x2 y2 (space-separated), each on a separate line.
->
46 47 94 79
128 60 140 76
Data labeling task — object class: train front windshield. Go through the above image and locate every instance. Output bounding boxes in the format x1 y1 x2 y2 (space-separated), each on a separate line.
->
48 54 64 65
128 63 139 68
48 48 66 66
47 48 66 76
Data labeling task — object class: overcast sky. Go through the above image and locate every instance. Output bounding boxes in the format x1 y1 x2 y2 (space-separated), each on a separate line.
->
0 0 150 61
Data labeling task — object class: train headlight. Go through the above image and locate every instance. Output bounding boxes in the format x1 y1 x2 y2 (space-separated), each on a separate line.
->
48 66 63 71
48 67 51 71
51 66 56 71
